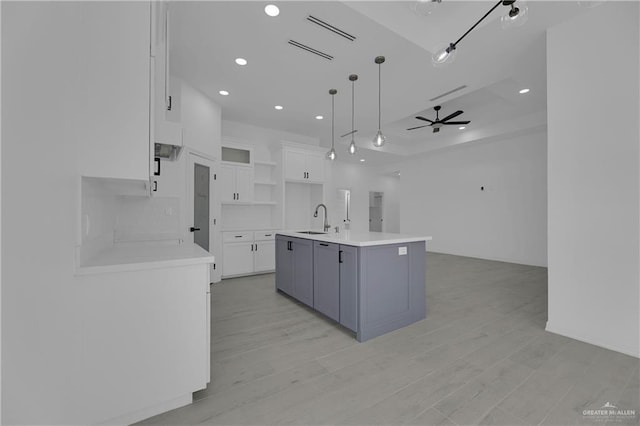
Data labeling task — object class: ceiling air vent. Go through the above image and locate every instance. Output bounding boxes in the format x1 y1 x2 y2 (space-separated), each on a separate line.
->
288 40 333 60
306 15 356 42
429 85 468 102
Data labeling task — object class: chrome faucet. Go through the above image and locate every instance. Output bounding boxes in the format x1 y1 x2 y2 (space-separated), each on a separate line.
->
313 203 331 233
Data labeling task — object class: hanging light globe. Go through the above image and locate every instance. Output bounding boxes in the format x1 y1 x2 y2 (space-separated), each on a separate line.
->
326 147 336 161
372 129 386 147
432 43 457 67
348 139 357 155
412 0 442 16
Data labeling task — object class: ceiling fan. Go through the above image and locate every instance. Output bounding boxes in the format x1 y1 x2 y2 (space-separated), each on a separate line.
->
407 106 470 133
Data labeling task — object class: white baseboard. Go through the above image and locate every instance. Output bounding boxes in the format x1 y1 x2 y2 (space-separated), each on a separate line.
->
96 393 192 426
546 321 640 359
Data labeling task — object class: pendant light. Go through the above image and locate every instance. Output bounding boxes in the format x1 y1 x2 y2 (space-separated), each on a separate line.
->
348 74 358 155
372 56 386 148
413 0 442 16
326 89 337 161
431 0 527 67
501 1 528 28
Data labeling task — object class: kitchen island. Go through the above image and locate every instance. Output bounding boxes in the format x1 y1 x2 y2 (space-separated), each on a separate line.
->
276 231 431 342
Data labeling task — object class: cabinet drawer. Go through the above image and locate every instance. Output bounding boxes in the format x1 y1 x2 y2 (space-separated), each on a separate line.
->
254 230 276 241
223 231 252 243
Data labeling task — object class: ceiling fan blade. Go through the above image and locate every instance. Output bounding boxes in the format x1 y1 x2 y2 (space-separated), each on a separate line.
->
340 129 358 138
441 110 464 122
433 127 440 133
442 121 471 125
407 125 430 131
415 116 434 123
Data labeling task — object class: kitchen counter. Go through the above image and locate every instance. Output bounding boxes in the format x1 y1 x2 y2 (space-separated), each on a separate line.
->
76 242 214 275
276 230 432 247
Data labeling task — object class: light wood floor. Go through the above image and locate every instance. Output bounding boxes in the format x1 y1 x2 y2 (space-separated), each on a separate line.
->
140 253 639 425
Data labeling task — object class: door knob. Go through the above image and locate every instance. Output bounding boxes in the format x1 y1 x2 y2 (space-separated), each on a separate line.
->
190 227 201 232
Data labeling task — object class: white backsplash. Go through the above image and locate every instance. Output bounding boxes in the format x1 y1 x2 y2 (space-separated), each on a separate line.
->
114 196 181 242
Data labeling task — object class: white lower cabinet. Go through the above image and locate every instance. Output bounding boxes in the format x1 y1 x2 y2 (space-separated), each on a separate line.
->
222 230 276 277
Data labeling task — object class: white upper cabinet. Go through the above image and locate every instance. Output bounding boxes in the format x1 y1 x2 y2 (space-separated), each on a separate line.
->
78 2 151 181
284 149 325 183
220 164 253 203
152 2 182 148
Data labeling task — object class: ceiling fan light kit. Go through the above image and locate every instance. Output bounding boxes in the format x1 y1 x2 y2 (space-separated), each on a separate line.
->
407 105 471 133
431 0 528 67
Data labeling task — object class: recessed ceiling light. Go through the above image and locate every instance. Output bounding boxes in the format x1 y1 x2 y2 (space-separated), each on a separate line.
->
315 115 323 120
360 159 365 162
235 58 247 66
274 105 283 110
264 4 279 17
519 88 530 94
219 90 229 96
459 126 466 130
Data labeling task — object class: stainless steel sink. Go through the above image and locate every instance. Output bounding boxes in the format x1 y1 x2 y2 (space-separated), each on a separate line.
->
296 231 327 235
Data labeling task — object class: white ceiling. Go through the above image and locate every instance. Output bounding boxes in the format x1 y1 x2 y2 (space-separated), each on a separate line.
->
170 1 587 166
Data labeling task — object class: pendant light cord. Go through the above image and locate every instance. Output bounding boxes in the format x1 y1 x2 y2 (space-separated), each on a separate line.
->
351 80 355 137
378 63 382 129
331 93 335 149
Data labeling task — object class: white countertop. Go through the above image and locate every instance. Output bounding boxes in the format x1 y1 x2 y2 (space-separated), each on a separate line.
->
76 242 215 275
276 230 432 247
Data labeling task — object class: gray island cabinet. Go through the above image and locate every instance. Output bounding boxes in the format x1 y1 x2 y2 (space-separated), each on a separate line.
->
275 231 431 342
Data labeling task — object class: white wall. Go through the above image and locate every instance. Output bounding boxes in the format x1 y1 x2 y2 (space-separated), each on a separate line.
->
327 162 400 233
399 130 548 266
3 3 85 423
546 2 639 358
222 119 320 154
179 79 222 159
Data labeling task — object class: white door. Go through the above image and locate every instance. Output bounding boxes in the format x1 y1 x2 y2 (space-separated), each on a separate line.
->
254 241 275 272
234 166 254 203
222 243 254 276
187 152 217 278
284 150 306 181
219 164 236 203
305 153 325 183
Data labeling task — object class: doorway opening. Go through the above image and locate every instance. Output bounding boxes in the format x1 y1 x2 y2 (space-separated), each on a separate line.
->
369 191 383 232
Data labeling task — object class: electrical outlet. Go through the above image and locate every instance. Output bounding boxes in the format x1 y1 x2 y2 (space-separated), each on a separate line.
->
398 246 407 256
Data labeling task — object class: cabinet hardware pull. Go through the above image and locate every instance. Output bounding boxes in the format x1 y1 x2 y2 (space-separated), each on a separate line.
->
190 227 200 232
265 234 272 237
153 180 158 192
255 244 258 251
339 250 343 263
154 157 161 176
167 95 172 111
319 243 329 247
287 241 292 251
234 235 242 238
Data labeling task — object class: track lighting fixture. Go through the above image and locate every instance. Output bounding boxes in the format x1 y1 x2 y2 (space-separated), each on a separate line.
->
326 89 337 161
372 56 386 148
432 0 528 67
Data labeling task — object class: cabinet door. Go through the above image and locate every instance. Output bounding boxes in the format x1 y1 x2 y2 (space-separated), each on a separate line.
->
313 242 340 322
254 240 275 272
292 238 314 307
339 245 358 332
275 237 293 295
79 2 150 181
222 242 253 277
284 150 307 181
305 153 325 183
219 164 236 203
234 166 254 202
